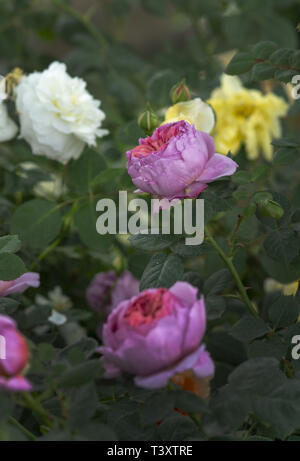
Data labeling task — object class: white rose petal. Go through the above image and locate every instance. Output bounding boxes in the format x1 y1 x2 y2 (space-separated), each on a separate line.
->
15 62 108 164
0 76 7 102
0 103 18 142
163 97 215 133
48 309 67 326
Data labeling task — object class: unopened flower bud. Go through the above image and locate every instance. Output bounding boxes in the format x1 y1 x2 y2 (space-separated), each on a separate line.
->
138 104 159 135
258 199 284 219
170 79 191 104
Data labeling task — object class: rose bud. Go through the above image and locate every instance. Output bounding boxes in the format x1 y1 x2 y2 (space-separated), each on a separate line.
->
0 315 32 391
169 79 191 104
99 282 214 389
138 104 159 135
126 121 238 204
258 199 284 220
0 272 40 298
86 270 139 316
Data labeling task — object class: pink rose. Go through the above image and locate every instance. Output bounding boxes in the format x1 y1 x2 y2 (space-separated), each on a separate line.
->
86 270 139 315
0 315 32 391
126 120 238 202
99 282 214 389
86 271 116 313
0 272 40 297
86 270 140 338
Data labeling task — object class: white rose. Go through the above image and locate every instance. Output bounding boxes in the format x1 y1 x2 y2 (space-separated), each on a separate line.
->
0 104 18 143
163 97 215 133
0 75 18 142
0 76 6 102
15 62 108 164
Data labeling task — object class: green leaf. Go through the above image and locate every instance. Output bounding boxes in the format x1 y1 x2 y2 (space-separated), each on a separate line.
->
272 137 300 148
172 390 209 414
37 343 56 362
171 241 212 257
140 392 175 425
130 233 178 251
274 147 300 166
69 383 98 429
0 253 26 281
205 295 226 320
58 360 103 388
269 48 295 66
253 381 300 439
115 120 144 149
232 171 251 185
0 393 14 422
209 386 251 431
243 202 257 219
233 186 252 201
230 316 269 342
203 269 231 295
181 272 203 291
251 62 275 80
140 253 184 290
67 347 85 366
250 165 269 182
65 148 107 195
147 70 180 107
228 357 285 395
140 0 168 16
206 332 247 366
269 295 299 329
76 423 117 441
226 52 255 75
251 41 278 59
91 168 131 193
0 235 21 254
289 49 300 68
11 199 62 249
22 304 51 328
274 68 298 83
75 199 113 251
264 229 299 266
157 413 199 441
0 298 20 315
58 338 98 361
259 249 300 284
254 191 273 203
248 336 287 360
202 189 233 216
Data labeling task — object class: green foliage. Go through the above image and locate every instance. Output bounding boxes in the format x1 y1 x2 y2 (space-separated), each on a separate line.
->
140 253 184 290
0 253 26 281
11 199 62 249
227 40 300 83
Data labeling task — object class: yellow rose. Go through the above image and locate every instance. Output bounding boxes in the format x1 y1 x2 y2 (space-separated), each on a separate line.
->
264 278 300 296
208 74 289 160
163 98 215 133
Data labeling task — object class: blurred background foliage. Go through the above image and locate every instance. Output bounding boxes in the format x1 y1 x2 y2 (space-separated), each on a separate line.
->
0 0 299 133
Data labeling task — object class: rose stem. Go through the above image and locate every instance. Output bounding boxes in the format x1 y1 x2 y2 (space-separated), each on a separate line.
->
8 416 36 441
22 393 52 428
205 226 258 318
